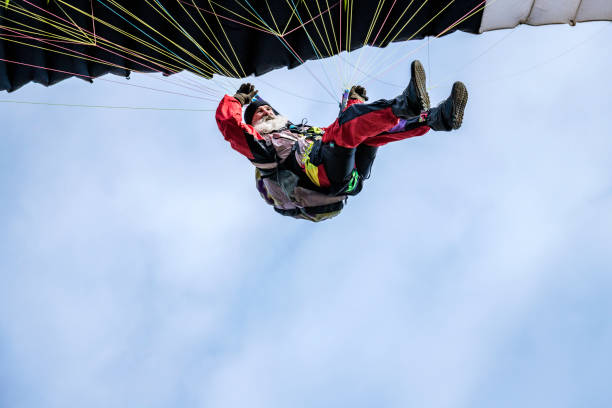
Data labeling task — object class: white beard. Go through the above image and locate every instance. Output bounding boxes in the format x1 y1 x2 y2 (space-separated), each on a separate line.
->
253 115 290 134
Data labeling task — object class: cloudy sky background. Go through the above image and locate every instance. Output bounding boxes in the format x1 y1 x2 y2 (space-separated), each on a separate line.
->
1 21 611 408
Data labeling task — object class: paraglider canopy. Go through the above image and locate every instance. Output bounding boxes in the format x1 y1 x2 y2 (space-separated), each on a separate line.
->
1 0 610 92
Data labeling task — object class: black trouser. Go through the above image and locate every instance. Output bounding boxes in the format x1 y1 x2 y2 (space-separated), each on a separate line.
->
318 143 377 195
319 112 430 195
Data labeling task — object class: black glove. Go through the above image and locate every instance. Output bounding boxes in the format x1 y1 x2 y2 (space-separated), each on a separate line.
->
349 85 368 102
233 83 258 106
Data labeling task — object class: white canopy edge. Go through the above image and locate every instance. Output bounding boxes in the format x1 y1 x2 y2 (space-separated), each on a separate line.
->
480 0 612 32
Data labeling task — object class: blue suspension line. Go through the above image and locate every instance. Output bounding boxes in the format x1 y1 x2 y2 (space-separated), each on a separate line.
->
151 0 233 77
95 0 210 77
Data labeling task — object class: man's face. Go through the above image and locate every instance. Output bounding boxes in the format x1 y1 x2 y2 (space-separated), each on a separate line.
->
251 105 276 125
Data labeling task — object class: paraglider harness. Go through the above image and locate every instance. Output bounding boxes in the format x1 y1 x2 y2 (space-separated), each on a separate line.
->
255 122 361 222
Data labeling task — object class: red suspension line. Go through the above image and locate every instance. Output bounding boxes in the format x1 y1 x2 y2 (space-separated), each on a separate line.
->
370 0 399 46
282 1 340 37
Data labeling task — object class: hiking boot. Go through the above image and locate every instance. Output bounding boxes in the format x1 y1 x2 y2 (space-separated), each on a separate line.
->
426 81 468 131
392 60 430 119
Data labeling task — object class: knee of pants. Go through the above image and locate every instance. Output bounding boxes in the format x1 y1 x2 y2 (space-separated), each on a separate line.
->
320 144 356 186
355 145 378 179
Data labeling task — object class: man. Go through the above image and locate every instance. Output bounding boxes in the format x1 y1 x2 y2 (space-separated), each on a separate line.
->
215 60 468 222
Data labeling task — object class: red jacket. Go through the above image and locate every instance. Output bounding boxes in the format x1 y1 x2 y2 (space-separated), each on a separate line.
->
215 94 364 163
215 95 278 166
217 95 336 187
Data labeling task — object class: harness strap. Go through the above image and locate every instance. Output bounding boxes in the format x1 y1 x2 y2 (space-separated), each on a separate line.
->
274 201 344 218
301 140 322 187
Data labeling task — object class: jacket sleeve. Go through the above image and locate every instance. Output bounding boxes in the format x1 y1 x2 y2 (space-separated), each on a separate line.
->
215 95 276 164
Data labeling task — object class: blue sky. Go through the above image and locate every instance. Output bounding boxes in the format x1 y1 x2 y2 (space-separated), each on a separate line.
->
1 22 611 408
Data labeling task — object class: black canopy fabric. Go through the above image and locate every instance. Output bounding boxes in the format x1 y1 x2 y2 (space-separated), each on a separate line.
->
0 0 485 92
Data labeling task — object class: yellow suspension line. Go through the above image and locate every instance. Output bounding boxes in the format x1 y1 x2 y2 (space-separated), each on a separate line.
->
46 1 213 75
221 0 278 34
153 2 240 91
282 0 337 97
392 0 449 44
0 99 215 112
357 0 434 85
147 5 244 86
347 0 389 87
293 0 334 61
265 0 281 34
2 2 233 95
378 0 421 47
92 27 213 78
361 0 487 87
142 0 224 65
2 3 92 43
141 71 225 98
138 0 236 85
206 0 249 87
54 0 215 76
282 0 302 35
321 0 344 89
313 0 345 89
298 0 343 91
101 0 223 76
344 0 355 87
365 0 387 42
0 32 198 85
54 0 94 43
195 0 276 34
0 21 86 44
324 0 340 56
0 35 138 73
177 1 243 79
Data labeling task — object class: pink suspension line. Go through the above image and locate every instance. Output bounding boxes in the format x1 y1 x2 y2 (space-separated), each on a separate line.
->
438 0 487 37
177 0 277 35
0 56 216 101
0 33 91 44
16 0 181 75
97 77 218 101
0 23 201 92
370 0 399 46
16 0 227 82
0 57 95 79
5 1 238 96
339 0 342 52
279 36 304 64
89 0 97 45
1 25 147 73
283 1 339 36
365 0 489 83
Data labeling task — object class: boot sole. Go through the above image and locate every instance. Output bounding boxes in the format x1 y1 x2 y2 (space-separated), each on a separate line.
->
451 81 468 129
411 60 430 111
